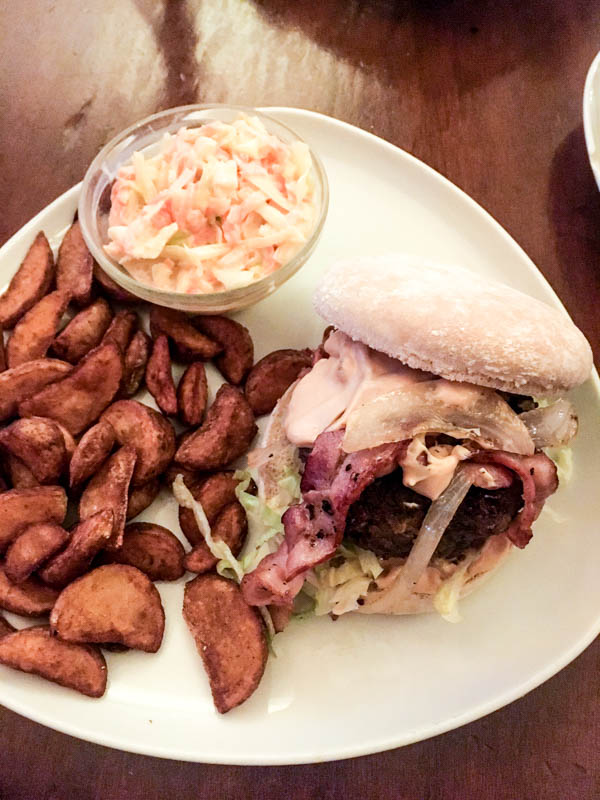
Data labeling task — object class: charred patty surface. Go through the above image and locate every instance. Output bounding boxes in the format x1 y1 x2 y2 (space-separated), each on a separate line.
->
345 469 523 562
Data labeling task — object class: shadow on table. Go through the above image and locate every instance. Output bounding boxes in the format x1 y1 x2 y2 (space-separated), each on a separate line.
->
252 0 567 94
133 0 201 108
548 125 600 349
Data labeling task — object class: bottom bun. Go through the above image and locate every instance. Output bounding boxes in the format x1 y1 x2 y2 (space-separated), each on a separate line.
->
354 533 513 616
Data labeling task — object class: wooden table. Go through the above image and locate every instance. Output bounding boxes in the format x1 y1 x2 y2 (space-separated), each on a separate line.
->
1 1 599 797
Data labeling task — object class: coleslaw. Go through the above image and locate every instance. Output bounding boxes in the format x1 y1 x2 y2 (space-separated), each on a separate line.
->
104 114 318 293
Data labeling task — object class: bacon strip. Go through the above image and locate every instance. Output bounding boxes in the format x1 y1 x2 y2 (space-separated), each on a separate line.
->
241 432 406 606
470 450 558 547
300 429 345 491
241 439 558 607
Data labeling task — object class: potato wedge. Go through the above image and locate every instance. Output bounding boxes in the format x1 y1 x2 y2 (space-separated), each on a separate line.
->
56 219 94 307
163 463 202 491
101 310 137 353
183 574 267 713
245 348 313 416
69 419 115 488
175 385 257 471
51 298 113 363
127 479 160 520
5 455 39 489
18 341 123 435
122 329 151 397
79 447 137 550
194 315 254 385
5 522 69 584
0 614 16 638
103 523 185 581
0 232 55 328
145 334 177 415
55 421 76 462
6 289 71 368
178 471 239 547
0 486 67 553
177 362 207 427
0 626 107 697
184 503 247 574
39 510 114 588
102 642 129 653
149 306 221 361
0 566 59 616
0 416 67 484
101 400 175 486
93 262 138 303
0 359 72 422
50 564 165 652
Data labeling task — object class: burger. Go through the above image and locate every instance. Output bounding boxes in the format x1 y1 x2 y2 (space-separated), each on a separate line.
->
239 255 593 620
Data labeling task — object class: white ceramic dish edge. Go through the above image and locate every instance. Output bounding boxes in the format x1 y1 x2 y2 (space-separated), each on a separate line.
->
0 108 597 765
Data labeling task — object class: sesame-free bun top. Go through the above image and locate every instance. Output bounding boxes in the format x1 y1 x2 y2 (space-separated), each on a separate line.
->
312 254 593 396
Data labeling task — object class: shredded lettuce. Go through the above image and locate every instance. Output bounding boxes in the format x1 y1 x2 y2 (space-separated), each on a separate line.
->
227 462 302 577
433 554 476 623
305 543 383 617
172 476 244 582
544 445 573 484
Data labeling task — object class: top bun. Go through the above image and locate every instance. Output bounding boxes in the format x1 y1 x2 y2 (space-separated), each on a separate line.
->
313 254 593 396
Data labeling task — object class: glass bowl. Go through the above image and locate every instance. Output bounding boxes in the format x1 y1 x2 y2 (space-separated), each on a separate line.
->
78 104 329 313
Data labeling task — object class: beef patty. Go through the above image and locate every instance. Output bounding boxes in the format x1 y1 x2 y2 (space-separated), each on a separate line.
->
345 468 523 563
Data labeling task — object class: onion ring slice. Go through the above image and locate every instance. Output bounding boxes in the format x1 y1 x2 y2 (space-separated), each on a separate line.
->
343 380 534 456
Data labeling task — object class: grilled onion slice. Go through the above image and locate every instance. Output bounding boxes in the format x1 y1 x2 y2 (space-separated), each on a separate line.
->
343 380 534 455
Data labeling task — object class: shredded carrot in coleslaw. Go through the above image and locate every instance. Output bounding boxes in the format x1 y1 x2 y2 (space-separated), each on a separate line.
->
104 114 318 293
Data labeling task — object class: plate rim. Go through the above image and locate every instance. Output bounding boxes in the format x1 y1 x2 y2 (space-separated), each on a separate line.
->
583 49 600 190
0 106 599 765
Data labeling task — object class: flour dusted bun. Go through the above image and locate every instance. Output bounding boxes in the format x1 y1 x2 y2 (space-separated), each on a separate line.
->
313 254 593 396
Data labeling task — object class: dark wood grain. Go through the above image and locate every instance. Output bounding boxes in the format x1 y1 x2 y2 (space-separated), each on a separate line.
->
1 0 599 797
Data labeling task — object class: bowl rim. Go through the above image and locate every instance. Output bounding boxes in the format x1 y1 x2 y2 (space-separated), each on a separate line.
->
77 103 329 307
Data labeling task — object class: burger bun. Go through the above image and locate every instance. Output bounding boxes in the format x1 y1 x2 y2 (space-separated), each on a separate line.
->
313 254 593 397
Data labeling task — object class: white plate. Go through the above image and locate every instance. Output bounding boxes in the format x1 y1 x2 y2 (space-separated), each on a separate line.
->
584 50 600 190
0 108 599 765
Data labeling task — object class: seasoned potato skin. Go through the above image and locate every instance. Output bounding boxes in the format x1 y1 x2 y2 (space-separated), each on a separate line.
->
56 220 94 307
183 574 267 713
245 348 312 415
0 626 107 697
193 315 254 385
0 232 55 329
177 362 207 427
175 385 257 471
50 564 165 653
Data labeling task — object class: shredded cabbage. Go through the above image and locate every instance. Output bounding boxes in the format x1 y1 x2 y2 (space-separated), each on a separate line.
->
544 445 573 484
228 460 302 577
305 543 383 617
433 553 477 623
172 476 244 582
538 444 572 525
105 114 318 294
